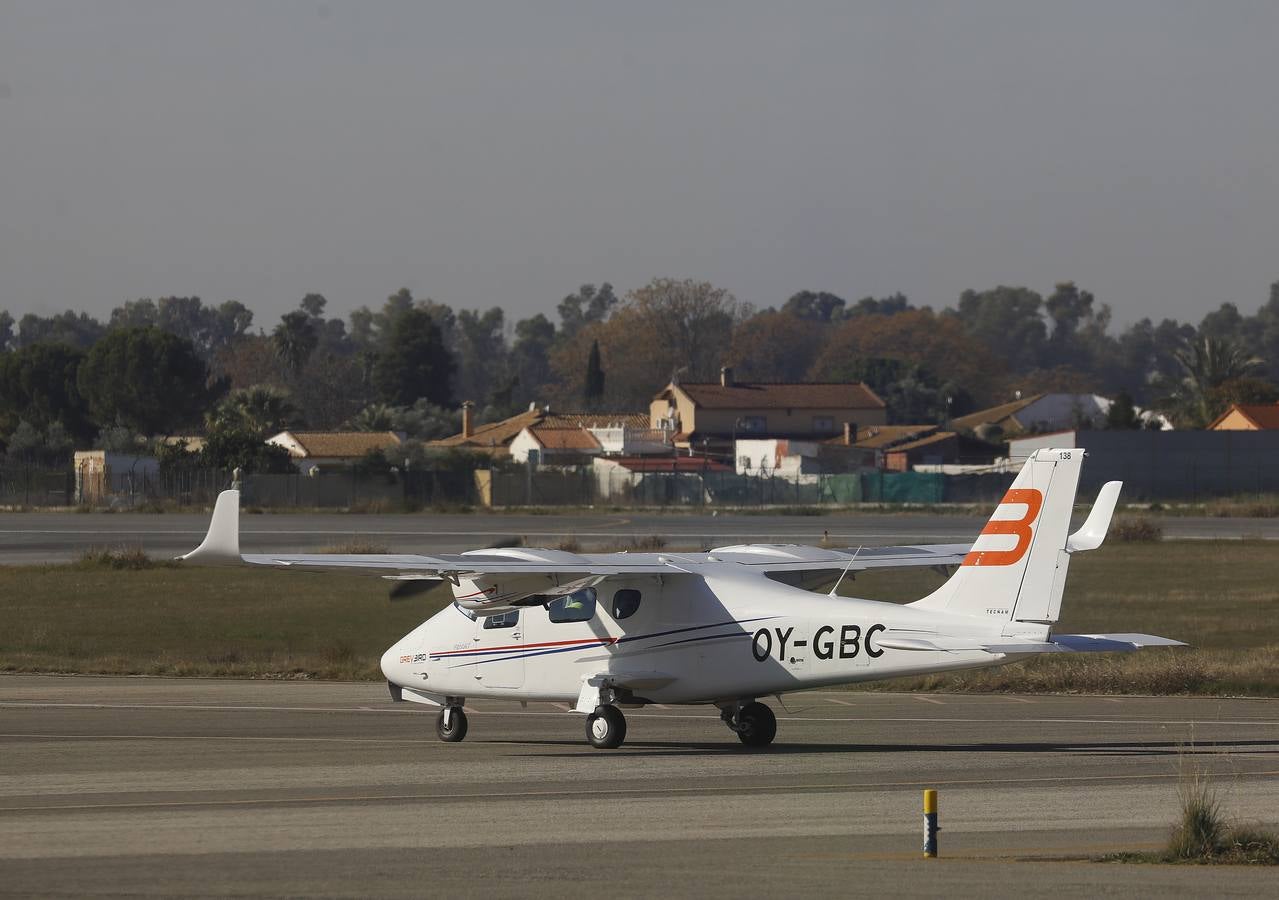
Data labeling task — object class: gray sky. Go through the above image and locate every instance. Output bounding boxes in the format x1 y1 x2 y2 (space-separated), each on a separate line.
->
2 1 1277 330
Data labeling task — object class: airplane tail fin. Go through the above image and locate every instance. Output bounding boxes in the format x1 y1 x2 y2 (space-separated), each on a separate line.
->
910 449 1113 627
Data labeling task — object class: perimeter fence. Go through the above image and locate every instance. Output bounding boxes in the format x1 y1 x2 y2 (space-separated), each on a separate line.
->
5 459 1279 510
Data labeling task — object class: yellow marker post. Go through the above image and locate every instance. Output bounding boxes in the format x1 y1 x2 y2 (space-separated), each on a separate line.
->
923 789 939 858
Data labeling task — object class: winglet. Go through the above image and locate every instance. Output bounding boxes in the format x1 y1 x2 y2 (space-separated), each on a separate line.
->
1066 481 1122 552
179 489 242 564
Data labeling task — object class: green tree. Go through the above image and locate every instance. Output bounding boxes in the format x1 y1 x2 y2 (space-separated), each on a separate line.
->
951 286 1046 372
199 427 293 473
0 342 93 441
78 327 216 434
584 339 605 408
14 310 107 349
1105 390 1141 429
557 283 618 342
453 307 508 405
780 290 846 322
371 307 454 407
510 313 556 405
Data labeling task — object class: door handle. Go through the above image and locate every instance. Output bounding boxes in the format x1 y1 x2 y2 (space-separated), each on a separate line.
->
512 632 522 638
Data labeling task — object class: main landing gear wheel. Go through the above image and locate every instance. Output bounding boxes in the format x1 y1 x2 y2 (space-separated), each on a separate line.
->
586 704 627 749
437 706 468 743
735 701 777 747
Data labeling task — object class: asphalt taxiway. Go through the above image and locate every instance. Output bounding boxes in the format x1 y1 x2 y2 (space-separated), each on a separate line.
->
1 676 1276 897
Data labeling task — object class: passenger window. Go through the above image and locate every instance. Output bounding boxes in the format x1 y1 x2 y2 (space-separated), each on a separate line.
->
482 610 519 630
547 587 597 623
612 589 641 620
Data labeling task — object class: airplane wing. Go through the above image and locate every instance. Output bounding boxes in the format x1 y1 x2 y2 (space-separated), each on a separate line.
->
180 490 673 577
181 490 972 577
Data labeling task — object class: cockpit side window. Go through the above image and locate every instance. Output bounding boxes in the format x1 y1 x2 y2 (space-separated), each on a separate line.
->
482 610 519 630
452 601 477 621
547 587 597 623
611 589 641 620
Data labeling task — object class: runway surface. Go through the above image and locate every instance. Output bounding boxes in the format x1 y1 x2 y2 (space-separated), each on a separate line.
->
1 677 1277 897
0 508 1274 564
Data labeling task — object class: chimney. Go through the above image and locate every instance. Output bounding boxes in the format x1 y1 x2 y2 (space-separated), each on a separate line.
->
720 366 734 387
843 421 855 446
461 401 474 439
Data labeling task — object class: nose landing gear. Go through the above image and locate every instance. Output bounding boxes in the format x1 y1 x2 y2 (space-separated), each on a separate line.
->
436 703 468 742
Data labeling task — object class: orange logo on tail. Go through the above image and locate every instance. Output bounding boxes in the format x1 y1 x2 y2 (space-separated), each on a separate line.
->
962 488 1043 567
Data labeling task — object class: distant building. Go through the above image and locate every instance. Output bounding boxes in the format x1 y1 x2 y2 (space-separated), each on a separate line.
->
266 430 403 473
651 368 886 452
509 418 671 465
73 450 160 505
430 403 655 458
734 438 872 476
954 393 1167 436
1207 403 1279 431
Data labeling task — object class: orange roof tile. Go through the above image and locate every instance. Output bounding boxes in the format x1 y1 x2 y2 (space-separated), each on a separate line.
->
285 431 402 458
429 409 648 451
530 428 603 451
951 395 1044 432
821 424 939 450
664 382 884 410
885 431 957 453
1207 403 1279 430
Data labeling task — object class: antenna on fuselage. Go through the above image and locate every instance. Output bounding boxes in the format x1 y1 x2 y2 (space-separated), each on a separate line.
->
829 546 862 598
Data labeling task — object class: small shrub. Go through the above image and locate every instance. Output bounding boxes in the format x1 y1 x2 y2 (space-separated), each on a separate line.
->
1110 516 1163 542
77 546 174 570
318 540 390 554
630 534 667 551
557 537 583 553
1169 769 1224 859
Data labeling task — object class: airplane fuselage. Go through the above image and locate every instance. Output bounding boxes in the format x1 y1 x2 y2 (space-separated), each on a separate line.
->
380 572 1016 705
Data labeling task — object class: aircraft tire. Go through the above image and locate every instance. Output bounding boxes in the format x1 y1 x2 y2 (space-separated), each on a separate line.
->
437 707 468 742
586 705 627 749
735 702 777 747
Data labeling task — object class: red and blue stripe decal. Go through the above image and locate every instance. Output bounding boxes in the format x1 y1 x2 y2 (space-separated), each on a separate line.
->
431 617 778 668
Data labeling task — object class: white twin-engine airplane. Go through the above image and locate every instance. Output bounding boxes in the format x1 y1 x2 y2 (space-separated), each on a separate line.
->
182 448 1182 749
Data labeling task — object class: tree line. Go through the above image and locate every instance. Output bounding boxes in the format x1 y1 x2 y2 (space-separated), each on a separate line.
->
1 277 1276 468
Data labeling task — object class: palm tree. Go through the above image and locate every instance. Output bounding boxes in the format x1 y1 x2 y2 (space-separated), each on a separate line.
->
1167 336 1264 426
209 385 298 435
350 403 396 432
272 311 318 374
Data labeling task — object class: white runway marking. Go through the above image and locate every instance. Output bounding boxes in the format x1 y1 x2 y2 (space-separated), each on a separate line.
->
912 695 945 705
825 698 857 706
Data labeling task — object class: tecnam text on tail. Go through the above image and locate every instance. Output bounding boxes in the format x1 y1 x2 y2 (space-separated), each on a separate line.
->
182 448 1183 749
